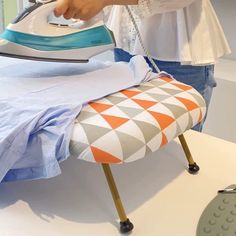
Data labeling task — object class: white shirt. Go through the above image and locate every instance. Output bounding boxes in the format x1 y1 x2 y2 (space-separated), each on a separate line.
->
106 0 231 65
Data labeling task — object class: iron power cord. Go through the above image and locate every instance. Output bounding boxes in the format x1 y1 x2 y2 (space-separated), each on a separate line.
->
125 5 161 73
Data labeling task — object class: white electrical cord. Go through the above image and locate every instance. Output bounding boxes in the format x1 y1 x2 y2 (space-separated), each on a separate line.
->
125 5 161 73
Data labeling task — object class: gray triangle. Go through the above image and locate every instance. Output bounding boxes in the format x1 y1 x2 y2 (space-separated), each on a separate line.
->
115 131 145 158
162 103 187 118
133 120 161 143
145 146 152 156
150 79 166 86
189 92 206 107
106 95 127 105
76 111 96 122
137 85 153 92
117 106 143 118
160 88 182 96
146 93 170 102
175 123 182 136
69 141 89 156
188 112 194 129
81 124 111 144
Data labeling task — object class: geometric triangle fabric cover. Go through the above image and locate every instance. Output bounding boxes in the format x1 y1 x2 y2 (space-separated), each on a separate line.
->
70 76 206 164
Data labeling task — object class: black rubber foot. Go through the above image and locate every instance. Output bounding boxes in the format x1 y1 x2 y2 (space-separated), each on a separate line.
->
120 219 134 234
188 162 200 174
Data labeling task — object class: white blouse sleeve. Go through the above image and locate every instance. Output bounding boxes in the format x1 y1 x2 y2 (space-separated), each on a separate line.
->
134 0 196 18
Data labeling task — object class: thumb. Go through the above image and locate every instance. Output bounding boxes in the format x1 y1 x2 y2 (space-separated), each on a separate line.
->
54 0 69 17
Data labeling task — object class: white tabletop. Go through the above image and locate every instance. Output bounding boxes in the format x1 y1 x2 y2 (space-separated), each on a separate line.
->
0 130 236 236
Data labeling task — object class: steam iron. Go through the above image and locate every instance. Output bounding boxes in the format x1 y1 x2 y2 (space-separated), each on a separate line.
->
0 0 116 63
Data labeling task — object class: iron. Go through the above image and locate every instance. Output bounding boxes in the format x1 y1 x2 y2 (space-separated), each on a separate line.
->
0 0 115 63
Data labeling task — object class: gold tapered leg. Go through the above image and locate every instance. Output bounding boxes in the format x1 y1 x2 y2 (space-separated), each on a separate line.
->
102 164 134 233
102 164 127 221
178 134 200 173
178 134 195 165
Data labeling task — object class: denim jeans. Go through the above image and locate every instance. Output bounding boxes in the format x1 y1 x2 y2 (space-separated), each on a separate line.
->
114 48 217 132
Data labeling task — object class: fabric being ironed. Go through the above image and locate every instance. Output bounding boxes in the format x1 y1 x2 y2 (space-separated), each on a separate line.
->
0 56 155 182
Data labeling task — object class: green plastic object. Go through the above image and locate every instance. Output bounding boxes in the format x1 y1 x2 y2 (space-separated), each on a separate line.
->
197 185 236 236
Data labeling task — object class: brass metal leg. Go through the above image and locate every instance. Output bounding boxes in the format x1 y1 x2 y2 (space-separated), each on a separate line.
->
178 134 200 174
102 164 134 233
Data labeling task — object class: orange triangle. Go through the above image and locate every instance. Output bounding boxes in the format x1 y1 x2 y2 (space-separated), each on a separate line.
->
91 146 122 163
159 76 173 83
121 90 141 98
148 111 175 130
176 97 199 111
160 133 168 147
171 83 192 91
132 99 157 109
102 114 129 129
89 102 113 113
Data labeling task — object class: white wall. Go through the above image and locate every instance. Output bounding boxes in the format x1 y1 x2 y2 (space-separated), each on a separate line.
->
212 0 236 60
204 1 236 143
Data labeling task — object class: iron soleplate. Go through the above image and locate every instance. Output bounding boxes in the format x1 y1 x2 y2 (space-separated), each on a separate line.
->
0 52 89 63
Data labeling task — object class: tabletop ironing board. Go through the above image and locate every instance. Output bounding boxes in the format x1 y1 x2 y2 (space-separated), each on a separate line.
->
69 74 206 233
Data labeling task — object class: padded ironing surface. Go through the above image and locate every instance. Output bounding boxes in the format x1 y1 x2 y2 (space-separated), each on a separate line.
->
70 76 206 163
197 185 236 236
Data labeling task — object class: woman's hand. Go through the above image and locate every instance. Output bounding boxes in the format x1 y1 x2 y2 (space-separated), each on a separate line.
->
54 0 138 20
54 0 108 20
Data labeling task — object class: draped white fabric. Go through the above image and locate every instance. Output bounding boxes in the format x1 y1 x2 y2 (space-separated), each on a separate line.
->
106 0 231 65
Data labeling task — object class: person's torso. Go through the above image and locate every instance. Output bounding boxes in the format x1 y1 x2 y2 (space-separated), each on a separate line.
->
106 0 231 65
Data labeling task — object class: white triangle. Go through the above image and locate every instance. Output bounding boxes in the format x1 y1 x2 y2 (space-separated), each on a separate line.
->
82 104 97 113
81 114 111 129
132 93 157 102
162 121 177 142
118 98 144 109
189 89 206 104
175 91 199 104
171 80 192 88
133 111 161 129
159 83 183 91
145 86 170 95
101 106 130 118
147 103 175 118
93 97 113 105
161 96 188 110
141 81 154 87
175 112 190 133
189 108 201 126
77 148 96 163
125 146 146 163
147 132 162 152
116 120 145 143
71 123 89 144
170 80 183 85
92 130 123 160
